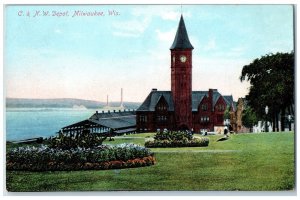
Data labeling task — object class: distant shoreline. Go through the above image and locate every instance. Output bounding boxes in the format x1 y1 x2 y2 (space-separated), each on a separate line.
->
6 97 141 110
5 107 138 112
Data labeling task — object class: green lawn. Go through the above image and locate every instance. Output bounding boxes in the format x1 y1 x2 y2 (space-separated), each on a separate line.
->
6 132 295 191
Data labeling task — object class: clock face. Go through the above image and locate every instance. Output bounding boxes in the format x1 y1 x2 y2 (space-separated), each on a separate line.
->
180 55 187 63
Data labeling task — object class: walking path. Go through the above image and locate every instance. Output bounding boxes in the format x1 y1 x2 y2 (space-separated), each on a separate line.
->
151 150 241 153
115 136 145 139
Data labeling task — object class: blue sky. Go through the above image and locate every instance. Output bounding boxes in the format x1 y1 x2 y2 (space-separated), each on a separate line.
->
4 5 294 102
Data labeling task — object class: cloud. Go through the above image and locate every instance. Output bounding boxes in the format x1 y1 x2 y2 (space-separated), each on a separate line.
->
211 46 247 58
112 7 191 39
112 17 151 38
192 56 251 99
54 29 62 34
155 28 176 43
203 38 217 51
131 6 191 21
226 47 247 57
160 10 191 21
161 11 180 21
112 31 140 38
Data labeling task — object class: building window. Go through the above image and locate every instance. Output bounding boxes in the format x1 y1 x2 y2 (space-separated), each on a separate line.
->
157 104 167 111
201 104 208 111
200 116 210 123
157 115 167 122
216 104 225 112
140 115 147 123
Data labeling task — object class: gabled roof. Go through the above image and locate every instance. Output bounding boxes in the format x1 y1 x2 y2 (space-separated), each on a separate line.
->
223 95 233 105
137 90 236 112
89 110 135 120
62 111 136 131
89 116 136 129
170 15 194 50
192 91 208 111
136 90 174 111
89 111 136 129
223 95 237 111
212 91 222 109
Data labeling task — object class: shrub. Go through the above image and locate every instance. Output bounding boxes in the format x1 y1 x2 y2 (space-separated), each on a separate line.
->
145 130 209 148
48 126 107 150
154 129 193 141
6 144 155 171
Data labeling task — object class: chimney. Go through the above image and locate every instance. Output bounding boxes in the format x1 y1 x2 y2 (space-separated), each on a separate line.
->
208 89 213 99
95 111 99 120
152 88 157 91
209 89 218 111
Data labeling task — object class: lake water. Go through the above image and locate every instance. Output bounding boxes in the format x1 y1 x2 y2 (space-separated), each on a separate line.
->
5 108 98 141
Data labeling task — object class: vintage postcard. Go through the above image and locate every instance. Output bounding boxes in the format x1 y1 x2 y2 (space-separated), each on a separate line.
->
3 3 296 195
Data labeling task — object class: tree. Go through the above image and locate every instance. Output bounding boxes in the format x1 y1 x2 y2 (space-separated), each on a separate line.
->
240 52 294 131
242 106 258 131
223 106 230 120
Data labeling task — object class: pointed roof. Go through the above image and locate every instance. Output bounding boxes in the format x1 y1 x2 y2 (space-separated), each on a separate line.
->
192 91 208 111
136 90 236 112
170 15 194 50
136 90 174 112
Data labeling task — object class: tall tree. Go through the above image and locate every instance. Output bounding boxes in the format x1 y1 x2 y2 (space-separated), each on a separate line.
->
240 52 294 131
242 106 258 132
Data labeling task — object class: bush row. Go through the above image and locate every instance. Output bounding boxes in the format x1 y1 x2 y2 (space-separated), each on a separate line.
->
7 143 155 171
48 129 107 150
154 130 193 141
145 137 209 148
7 156 156 171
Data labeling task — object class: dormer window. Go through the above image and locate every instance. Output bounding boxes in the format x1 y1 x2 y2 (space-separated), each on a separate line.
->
216 104 225 112
157 104 167 111
201 104 208 111
156 96 169 112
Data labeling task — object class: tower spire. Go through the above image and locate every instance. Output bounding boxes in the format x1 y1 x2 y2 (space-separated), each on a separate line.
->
170 15 194 50
181 4 182 15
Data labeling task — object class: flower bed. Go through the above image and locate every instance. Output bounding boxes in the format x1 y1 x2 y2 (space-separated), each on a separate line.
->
145 130 209 148
6 144 156 171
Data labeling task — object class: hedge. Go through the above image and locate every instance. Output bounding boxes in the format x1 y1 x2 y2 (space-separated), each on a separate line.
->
6 143 156 171
145 130 209 148
145 137 209 148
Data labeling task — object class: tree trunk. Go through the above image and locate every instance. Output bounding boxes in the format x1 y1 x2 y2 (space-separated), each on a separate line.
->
272 113 276 132
275 112 279 132
280 108 286 132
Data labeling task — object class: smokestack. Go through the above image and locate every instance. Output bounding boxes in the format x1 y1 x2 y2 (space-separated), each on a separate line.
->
121 88 123 105
107 95 109 106
120 88 124 108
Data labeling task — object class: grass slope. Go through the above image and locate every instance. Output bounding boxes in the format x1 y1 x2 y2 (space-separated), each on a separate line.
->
6 132 295 191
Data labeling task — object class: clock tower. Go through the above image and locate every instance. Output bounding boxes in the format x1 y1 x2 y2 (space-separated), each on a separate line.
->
170 15 194 130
